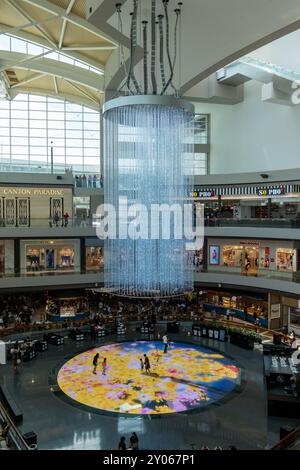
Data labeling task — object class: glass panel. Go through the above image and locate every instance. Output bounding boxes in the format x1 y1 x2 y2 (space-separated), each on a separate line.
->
30 137 47 146
11 137 29 146
66 147 83 156
29 128 46 137
29 101 47 111
11 101 28 110
48 129 65 138
47 102 64 112
48 111 64 121
83 113 99 122
11 38 27 53
11 110 28 119
0 136 10 145
28 120 47 129
66 120 83 130
29 110 47 120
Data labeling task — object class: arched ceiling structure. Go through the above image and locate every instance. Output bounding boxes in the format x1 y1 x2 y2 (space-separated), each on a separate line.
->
1 0 300 107
0 0 117 108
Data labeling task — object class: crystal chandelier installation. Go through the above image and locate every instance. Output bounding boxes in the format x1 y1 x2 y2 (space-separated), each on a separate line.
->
103 0 194 297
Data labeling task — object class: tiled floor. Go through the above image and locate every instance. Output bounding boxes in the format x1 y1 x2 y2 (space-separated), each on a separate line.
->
1 331 299 450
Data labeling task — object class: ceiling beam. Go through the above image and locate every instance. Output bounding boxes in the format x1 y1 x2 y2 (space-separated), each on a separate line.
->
0 27 105 72
10 72 47 88
0 16 57 36
53 75 58 94
58 0 76 49
0 49 53 73
4 0 57 49
64 79 99 105
0 51 104 90
20 0 118 46
61 45 117 51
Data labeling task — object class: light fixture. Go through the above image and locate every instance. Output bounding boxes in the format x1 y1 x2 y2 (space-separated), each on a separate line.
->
103 0 194 297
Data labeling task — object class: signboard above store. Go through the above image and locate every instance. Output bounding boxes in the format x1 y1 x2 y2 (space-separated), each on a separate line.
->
256 186 286 197
191 190 215 198
0 187 67 197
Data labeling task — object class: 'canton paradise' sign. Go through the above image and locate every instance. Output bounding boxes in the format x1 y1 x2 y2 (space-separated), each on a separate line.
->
0 187 66 197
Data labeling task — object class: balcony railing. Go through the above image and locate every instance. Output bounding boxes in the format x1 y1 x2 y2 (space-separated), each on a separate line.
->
0 266 103 278
0 217 103 228
204 217 300 228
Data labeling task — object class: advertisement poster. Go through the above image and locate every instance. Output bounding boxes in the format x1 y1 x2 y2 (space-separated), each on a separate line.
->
209 245 220 265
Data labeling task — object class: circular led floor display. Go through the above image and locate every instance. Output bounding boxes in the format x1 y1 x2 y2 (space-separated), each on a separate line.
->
57 341 242 415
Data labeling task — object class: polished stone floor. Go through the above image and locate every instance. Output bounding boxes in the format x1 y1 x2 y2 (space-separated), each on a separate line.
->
1 330 299 450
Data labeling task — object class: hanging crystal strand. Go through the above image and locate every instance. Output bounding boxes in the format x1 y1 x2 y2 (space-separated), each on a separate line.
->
142 21 148 94
160 0 174 95
131 0 142 94
150 0 157 95
158 15 166 93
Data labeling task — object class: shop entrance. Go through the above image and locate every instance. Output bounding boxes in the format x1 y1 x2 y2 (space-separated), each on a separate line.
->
223 244 259 275
241 246 259 275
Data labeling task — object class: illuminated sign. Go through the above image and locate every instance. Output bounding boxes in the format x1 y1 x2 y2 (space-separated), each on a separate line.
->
256 186 286 197
0 187 66 197
192 189 215 198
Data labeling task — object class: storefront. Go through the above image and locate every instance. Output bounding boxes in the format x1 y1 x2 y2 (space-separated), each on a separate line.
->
192 183 300 222
20 239 80 275
207 238 298 279
0 185 73 227
199 289 268 327
86 246 104 272
0 240 14 275
46 293 89 322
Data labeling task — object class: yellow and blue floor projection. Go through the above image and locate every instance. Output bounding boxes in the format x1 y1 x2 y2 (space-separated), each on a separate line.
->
57 341 242 415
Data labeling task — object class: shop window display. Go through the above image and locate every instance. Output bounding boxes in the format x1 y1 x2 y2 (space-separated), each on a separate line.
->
26 245 75 273
276 248 296 272
222 245 259 275
86 247 104 272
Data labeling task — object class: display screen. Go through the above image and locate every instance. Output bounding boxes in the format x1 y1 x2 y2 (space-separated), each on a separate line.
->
209 245 220 265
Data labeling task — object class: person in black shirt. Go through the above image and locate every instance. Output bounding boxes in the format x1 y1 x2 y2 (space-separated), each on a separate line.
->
92 353 99 374
144 354 151 374
118 436 126 450
130 432 139 450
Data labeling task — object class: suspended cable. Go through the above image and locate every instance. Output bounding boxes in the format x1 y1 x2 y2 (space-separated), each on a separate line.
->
142 21 148 95
151 0 157 94
158 14 166 91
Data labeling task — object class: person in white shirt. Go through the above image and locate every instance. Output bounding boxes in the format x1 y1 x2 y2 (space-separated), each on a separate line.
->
162 334 168 354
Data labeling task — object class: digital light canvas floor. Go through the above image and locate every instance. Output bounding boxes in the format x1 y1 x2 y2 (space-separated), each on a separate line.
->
57 341 242 415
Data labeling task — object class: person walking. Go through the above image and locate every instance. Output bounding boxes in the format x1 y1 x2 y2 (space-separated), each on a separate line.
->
130 432 139 450
102 357 107 375
11 343 21 373
139 357 144 372
144 354 151 374
53 212 60 227
92 353 99 374
118 436 126 450
162 334 169 354
63 212 70 227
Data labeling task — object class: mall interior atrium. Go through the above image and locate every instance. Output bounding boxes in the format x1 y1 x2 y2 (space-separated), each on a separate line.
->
2 0 300 455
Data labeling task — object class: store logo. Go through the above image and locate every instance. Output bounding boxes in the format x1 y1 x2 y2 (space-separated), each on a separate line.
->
95 198 204 250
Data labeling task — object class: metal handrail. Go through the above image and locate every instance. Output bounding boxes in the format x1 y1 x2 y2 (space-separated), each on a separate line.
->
271 426 300 450
0 401 30 450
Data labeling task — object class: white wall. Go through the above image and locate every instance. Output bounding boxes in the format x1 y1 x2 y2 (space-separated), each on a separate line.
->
194 80 300 174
